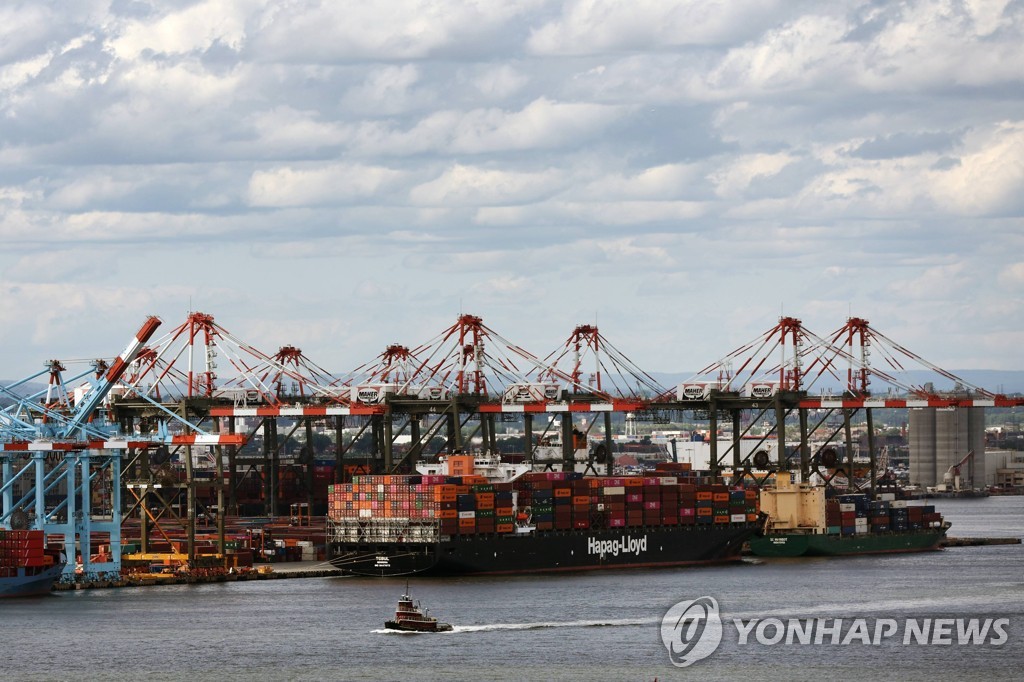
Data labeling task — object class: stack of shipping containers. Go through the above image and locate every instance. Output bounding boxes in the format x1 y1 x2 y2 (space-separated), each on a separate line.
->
0 529 49 577
827 494 943 536
327 469 760 539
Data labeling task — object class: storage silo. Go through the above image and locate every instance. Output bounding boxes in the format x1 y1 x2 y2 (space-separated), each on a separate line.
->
909 408 936 487
909 407 986 489
935 408 968 485
967 407 987 486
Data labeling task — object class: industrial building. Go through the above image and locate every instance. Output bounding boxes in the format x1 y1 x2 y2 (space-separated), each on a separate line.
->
908 407 986 489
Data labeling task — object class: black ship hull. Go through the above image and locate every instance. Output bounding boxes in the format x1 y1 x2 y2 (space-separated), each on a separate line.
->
328 524 760 577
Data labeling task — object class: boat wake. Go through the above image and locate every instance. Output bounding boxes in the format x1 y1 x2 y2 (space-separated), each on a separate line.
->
372 617 654 634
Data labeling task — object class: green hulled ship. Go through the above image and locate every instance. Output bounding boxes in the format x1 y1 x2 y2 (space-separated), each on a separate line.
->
748 479 949 558
748 525 949 557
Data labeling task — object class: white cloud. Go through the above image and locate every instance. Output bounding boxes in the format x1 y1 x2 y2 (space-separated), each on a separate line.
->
410 164 563 206
964 0 1014 36
929 121 1024 216
443 97 625 154
467 275 536 300
106 0 250 59
0 52 54 91
47 174 143 210
470 64 529 100
709 152 798 199
888 262 970 301
245 106 351 154
528 0 786 55
553 200 706 225
999 262 1024 288
708 14 855 94
248 163 405 207
582 164 704 201
252 1 538 60
339 64 425 116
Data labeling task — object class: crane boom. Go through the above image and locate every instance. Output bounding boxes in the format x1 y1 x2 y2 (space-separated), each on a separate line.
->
61 316 162 438
951 450 974 471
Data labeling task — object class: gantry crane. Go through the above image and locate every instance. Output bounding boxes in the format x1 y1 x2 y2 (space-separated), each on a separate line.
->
1 317 244 580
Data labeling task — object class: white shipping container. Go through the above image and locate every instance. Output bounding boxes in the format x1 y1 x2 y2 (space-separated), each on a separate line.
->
839 503 857 512
458 511 476 519
877 492 897 501
602 486 626 496
890 500 908 509
502 382 562 403
741 382 780 398
677 382 722 400
351 383 399 404
658 477 678 485
414 386 449 401
730 514 747 523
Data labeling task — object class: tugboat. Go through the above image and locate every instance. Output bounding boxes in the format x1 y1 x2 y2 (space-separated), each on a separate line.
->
384 585 453 632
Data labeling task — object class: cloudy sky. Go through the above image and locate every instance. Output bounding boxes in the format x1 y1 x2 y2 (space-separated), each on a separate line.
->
1 0 1022 387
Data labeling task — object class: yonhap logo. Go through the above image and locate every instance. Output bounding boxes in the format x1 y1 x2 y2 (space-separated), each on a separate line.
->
661 596 723 667
658 599 1010 668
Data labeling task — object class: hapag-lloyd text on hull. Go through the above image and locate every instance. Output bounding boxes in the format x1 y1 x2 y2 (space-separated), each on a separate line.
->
588 535 648 559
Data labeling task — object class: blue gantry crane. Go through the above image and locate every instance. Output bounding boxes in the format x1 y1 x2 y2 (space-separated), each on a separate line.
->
0 316 244 579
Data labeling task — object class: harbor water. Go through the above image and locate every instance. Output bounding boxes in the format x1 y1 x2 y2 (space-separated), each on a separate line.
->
3 497 1022 681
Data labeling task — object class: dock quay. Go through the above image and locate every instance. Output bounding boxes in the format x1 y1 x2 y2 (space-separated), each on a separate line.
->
941 536 1021 547
52 561 342 591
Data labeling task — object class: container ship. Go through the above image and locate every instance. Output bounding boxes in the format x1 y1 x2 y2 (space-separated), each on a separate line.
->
748 478 949 558
326 456 764 576
0 529 66 598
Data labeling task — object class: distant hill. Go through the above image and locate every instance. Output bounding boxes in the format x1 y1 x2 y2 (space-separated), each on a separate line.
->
0 380 48 408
